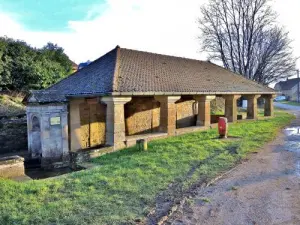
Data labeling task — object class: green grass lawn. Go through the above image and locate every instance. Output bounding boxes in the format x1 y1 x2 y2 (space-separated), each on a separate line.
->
280 101 300 106
0 111 294 225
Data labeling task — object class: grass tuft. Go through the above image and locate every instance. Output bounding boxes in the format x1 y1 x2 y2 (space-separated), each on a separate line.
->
199 197 211 203
280 101 300 106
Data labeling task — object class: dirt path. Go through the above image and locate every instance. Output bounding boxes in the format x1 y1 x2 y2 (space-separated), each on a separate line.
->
166 111 300 225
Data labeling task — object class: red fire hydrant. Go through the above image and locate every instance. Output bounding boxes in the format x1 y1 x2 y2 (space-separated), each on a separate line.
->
218 117 228 138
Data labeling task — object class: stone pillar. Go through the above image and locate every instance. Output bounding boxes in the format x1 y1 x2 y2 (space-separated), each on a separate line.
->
245 95 261 119
264 94 276 117
69 98 85 152
61 111 69 157
194 95 216 127
101 97 132 149
223 95 241 122
154 96 181 135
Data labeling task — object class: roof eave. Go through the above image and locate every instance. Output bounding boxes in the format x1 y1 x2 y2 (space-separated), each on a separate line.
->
111 91 277 96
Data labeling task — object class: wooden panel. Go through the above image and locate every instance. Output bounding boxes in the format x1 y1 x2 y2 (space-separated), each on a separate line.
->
79 103 90 149
152 101 160 132
79 102 106 149
97 104 106 144
89 104 106 147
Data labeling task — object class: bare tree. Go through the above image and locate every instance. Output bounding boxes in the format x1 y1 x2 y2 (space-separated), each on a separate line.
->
198 0 297 85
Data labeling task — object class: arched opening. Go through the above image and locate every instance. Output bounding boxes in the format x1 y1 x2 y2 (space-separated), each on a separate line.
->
32 116 40 131
31 115 42 158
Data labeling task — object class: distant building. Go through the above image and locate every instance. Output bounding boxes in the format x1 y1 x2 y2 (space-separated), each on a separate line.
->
78 60 91 70
274 78 300 101
71 61 78 72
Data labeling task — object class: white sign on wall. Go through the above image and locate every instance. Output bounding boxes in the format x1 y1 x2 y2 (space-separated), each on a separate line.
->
50 117 61 125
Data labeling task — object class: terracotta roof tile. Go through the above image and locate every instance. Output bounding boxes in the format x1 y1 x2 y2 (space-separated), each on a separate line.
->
116 48 274 93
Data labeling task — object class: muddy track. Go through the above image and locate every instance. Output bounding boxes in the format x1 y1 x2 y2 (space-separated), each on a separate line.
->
165 110 300 225
146 143 243 225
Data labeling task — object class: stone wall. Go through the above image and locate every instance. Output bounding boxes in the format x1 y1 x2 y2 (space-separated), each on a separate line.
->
176 99 197 128
69 99 107 152
125 97 160 135
0 156 25 178
0 117 27 154
125 97 199 134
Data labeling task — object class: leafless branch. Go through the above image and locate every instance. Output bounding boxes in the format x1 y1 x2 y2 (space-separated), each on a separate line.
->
198 0 297 85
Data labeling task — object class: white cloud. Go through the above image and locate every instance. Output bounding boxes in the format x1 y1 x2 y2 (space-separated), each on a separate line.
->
0 0 299 71
67 0 204 63
273 0 300 71
0 0 204 63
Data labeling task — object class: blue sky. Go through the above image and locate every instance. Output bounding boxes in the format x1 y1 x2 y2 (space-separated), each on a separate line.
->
0 0 203 63
0 0 105 31
0 0 299 73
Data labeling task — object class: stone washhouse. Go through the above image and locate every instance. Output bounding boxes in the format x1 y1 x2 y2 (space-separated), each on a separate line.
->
25 46 276 168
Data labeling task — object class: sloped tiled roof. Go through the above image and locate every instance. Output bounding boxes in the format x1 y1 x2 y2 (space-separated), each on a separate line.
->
26 90 67 103
28 46 275 103
276 78 300 91
115 48 274 94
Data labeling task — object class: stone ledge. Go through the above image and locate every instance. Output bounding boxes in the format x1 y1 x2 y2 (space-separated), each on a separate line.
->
0 155 24 165
70 145 115 165
0 155 25 178
125 132 168 147
175 124 218 136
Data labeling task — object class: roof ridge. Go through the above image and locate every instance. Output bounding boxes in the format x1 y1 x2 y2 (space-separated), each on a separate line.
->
112 45 121 92
119 46 206 63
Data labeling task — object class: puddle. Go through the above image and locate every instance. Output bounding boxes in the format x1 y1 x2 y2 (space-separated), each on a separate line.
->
25 166 84 180
284 127 300 137
296 161 300 177
284 141 300 153
284 127 300 177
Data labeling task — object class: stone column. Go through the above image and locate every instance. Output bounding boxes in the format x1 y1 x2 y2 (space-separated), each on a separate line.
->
264 94 276 117
61 111 69 157
69 98 85 152
101 96 132 149
154 96 181 135
245 95 261 119
223 95 241 122
194 95 216 127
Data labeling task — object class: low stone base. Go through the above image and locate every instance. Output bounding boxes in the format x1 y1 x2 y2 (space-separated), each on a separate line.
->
175 124 218 136
238 113 247 120
125 132 168 148
70 145 115 165
41 155 70 169
0 156 25 178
